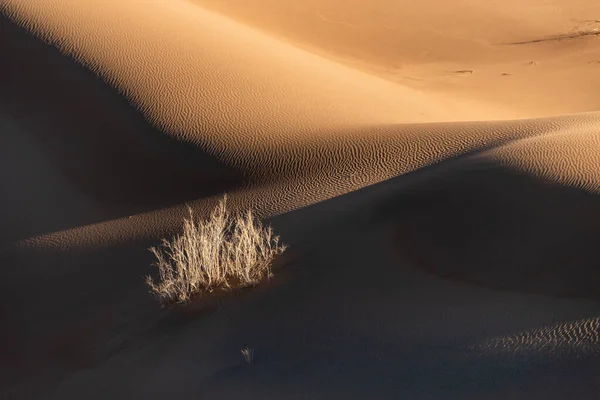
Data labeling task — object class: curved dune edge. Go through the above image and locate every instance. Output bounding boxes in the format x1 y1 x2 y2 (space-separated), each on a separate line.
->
0 0 515 154
2 0 598 253
6 112 598 252
0 13 246 245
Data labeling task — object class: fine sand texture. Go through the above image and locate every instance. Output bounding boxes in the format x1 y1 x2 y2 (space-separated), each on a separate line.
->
1 0 600 399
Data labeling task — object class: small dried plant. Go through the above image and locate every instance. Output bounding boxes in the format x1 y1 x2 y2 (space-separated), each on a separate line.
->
241 347 254 364
145 196 287 305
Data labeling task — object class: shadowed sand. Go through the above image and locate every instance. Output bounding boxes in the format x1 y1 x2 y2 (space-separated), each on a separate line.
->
1 0 600 399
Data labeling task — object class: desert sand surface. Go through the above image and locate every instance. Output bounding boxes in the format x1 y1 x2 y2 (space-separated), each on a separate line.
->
1 0 600 398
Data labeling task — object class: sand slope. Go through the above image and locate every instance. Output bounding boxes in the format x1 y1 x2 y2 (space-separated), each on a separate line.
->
1 0 600 398
194 0 600 116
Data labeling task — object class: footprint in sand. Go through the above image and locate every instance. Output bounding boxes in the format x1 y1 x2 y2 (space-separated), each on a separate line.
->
452 69 474 74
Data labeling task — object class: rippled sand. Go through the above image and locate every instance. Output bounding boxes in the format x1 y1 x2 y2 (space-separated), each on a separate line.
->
1 1 600 398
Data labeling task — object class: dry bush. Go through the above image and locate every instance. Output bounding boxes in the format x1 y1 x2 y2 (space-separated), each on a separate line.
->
145 196 287 304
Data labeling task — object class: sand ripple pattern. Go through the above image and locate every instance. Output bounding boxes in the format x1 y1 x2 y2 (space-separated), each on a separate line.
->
2 0 600 252
473 316 600 358
485 127 600 193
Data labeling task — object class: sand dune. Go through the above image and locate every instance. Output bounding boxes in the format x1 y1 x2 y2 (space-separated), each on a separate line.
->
194 0 600 116
1 0 600 398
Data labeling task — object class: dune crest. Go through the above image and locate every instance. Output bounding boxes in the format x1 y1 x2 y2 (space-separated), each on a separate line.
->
2 0 512 160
